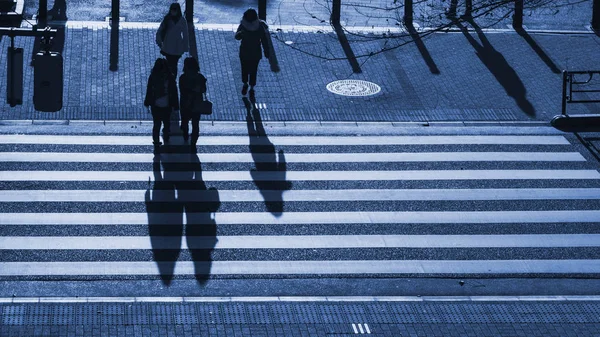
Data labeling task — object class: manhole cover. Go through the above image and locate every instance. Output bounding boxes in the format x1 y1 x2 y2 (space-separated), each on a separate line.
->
326 80 381 97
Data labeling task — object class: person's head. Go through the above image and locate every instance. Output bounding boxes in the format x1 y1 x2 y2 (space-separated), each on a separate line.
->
183 57 200 74
169 3 182 17
152 58 168 75
243 8 258 22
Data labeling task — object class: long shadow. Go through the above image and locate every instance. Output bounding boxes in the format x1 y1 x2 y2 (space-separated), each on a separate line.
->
332 24 362 73
145 154 184 286
181 153 220 284
244 97 291 217
187 20 199 61
515 28 561 74
30 0 67 66
405 24 440 75
456 19 536 117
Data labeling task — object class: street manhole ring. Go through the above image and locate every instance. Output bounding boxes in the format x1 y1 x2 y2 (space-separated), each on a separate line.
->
326 80 381 97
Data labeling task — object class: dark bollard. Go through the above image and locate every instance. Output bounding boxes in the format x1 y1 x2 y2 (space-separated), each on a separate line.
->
593 0 600 31
330 0 340 26
403 0 413 27
258 0 267 21
513 0 524 30
109 0 119 71
186 0 194 22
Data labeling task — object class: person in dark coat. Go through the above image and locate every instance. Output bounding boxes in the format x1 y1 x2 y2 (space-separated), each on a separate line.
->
179 57 207 152
156 3 189 76
144 58 180 152
235 8 270 101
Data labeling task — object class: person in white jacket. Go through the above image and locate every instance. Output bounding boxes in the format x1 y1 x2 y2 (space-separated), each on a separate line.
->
156 3 189 77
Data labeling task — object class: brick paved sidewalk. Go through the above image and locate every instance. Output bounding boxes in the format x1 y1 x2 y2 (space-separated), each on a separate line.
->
2 299 600 337
0 21 598 121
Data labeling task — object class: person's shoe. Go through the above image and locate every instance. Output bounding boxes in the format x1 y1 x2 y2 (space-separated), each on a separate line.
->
249 89 255 102
242 83 249 95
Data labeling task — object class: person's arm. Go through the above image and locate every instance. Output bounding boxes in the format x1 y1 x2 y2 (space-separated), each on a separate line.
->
260 22 271 58
170 77 180 110
179 75 189 108
144 74 153 107
155 21 164 47
235 25 244 40
180 19 189 52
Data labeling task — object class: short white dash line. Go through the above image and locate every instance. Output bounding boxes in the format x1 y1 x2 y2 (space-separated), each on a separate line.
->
358 323 365 334
364 323 371 334
352 323 359 334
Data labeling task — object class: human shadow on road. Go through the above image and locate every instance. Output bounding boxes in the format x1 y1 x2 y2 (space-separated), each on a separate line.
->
244 97 292 217
146 151 220 285
145 154 184 286
515 28 561 74
181 153 220 284
456 19 536 117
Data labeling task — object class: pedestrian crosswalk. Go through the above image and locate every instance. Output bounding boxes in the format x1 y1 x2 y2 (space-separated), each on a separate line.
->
0 131 599 279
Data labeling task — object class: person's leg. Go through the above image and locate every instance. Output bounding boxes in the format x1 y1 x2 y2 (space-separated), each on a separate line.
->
191 116 200 146
161 107 171 143
241 58 249 95
248 60 260 100
151 107 162 145
181 110 190 142
164 54 179 76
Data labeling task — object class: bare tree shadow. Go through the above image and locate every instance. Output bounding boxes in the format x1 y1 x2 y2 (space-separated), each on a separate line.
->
405 24 440 75
244 97 291 217
145 154 184 286
181 153 220 285
515 28 561 74
456 19 536 117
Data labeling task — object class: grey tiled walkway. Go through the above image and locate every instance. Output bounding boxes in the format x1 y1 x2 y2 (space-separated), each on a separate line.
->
2 300 600 336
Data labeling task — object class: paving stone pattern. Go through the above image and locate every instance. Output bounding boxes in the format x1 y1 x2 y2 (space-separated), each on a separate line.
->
0 23 599 121
23 0 596 30
1 301 600 336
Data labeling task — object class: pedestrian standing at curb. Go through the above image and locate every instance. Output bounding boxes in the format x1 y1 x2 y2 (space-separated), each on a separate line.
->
156 3 189 77
144 58 180 153
179 57 207 152
235 8 270 101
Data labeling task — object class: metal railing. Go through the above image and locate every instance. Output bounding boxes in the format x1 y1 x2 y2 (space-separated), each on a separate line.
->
562 70 600 116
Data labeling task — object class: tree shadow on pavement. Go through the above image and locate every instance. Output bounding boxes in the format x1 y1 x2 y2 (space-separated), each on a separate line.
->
146 151 220 286
406 24 440 74
515 28 561 74
456 18 536 117
244 97 292 217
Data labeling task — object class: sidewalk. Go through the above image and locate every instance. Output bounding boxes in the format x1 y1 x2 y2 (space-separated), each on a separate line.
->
2 298 600 337
0 21 599 121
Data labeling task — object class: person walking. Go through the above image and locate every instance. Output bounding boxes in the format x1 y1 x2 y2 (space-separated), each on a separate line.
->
235 8 270 101
144 58 180 153
156 3 189 77
179 57 207 152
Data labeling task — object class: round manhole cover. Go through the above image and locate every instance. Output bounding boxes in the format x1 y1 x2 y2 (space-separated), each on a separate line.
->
326 80 381 97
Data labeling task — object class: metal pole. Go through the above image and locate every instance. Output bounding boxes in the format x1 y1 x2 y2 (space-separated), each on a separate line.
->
593 0 600 31
513 0 523 30
39 0 48 27
331 0 341 26
186 0 194 22
8 37 15 107
258 0 267 21
404 0 413 26
109 0 119 71
562 70 568 116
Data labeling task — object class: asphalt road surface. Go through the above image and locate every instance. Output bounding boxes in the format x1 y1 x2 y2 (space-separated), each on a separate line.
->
0 122 599 297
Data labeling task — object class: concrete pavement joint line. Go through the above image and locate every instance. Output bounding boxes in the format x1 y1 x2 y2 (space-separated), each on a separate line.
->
29 20 596 35
4 296 600 304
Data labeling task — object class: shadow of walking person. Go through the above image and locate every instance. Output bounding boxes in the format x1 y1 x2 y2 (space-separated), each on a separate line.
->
145 154 184 286
243 97 292 217
456 18 536 117
181 153 220 284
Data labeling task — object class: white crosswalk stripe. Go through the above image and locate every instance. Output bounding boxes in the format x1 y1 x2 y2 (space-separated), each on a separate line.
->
0 132 599 278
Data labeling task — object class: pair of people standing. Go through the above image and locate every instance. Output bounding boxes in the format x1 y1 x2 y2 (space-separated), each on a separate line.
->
145 3 207 153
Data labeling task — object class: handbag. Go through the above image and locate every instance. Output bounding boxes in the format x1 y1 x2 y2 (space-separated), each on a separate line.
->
195 94 212 115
